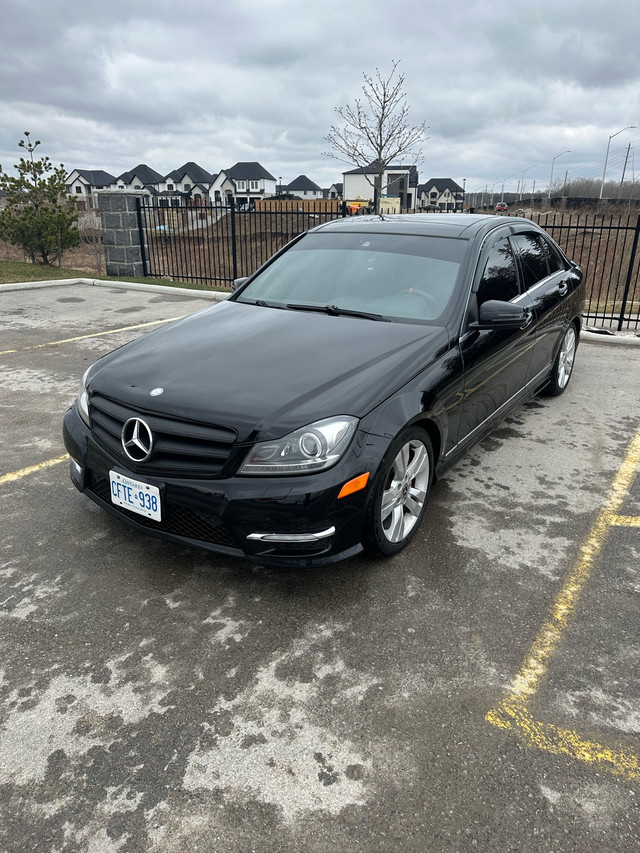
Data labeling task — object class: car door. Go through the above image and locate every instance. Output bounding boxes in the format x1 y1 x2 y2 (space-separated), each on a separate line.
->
510 230 571 382
456 232 535 447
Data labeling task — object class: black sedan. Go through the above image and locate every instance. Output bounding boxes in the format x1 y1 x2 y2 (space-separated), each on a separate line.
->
63 214 583 567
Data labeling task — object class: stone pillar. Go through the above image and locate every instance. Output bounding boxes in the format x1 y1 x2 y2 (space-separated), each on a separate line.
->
97 192 147 278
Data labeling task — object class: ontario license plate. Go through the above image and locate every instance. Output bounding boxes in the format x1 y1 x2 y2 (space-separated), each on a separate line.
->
109 470 161 522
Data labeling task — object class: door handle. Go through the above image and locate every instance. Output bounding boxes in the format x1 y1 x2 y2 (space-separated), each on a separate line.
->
558 281 569 296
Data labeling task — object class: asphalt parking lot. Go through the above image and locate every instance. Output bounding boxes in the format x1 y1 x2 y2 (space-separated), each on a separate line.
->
1 281 640 853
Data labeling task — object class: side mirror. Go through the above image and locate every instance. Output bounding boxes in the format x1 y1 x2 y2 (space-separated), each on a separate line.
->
232 277 249 292
473 299 532 330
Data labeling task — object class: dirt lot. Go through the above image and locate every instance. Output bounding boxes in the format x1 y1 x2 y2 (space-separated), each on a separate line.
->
1 281 640 852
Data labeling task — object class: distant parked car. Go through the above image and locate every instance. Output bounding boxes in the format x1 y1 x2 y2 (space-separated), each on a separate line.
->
63 214 583 567
495 202 509 212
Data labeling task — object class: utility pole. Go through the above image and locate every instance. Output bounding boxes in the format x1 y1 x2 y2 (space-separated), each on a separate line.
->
600 126 636 199
619 143 632 198
548 150 571 198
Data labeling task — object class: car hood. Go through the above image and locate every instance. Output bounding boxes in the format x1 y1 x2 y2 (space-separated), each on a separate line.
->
89 300 449 442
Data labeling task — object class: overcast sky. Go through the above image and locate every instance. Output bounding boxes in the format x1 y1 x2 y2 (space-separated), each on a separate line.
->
1 0 638 196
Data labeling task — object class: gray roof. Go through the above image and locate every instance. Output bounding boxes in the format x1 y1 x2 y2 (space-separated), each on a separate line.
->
117 164 164 185
422 178 464 194
286 174 322 192
344 162 419 186
225 162 276 182
165 162 214 184
72 169 117 186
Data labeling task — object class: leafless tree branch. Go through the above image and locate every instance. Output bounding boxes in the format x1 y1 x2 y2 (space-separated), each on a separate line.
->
324 60 429 211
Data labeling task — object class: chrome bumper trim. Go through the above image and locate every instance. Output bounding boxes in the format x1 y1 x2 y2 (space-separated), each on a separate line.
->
247 526 336 543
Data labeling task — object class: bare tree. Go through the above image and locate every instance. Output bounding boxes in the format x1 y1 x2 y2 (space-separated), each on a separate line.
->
324 61 428 213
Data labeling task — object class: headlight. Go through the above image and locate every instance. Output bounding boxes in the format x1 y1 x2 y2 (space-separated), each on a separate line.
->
77 368 91 425
239 417 358 475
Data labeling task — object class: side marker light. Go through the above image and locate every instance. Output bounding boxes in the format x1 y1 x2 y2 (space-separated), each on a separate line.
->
337 472 370 499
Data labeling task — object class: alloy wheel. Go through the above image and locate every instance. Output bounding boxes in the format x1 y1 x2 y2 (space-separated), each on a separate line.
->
557 326 577 389
380 439 431 543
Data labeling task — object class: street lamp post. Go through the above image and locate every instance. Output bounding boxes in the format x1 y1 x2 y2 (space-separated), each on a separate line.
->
519 166 536 201
548 151 571 198
501 175 514 202
599 127 636 200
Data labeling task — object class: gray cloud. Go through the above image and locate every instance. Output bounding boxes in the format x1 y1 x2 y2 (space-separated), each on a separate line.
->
1 0 638 191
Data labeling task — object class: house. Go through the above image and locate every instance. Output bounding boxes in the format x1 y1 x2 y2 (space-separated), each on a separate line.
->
418 178 464 212
210 162 277 206
326 182 343 200
285 175 323 200
115 164 165 199
156 162 215 206
342 162 419 210
66 169 117 208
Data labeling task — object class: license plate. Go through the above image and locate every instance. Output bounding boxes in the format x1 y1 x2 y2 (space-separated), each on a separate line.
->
109 470 161 522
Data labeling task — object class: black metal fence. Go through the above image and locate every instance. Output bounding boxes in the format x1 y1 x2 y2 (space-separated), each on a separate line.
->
136 201 640 332
525 212 640 331
136 199 344 288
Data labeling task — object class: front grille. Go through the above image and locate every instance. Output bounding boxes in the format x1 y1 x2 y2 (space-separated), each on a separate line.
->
87 472 239 549
89 393 237 478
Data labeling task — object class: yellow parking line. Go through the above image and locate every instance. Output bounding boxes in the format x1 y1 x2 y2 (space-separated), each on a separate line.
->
486 427 640 779
487 701 640 780
0 316 185 356
0 454 68 485
611 515 640 527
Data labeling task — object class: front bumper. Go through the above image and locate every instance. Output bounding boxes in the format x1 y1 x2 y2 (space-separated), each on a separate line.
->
63 403 387 567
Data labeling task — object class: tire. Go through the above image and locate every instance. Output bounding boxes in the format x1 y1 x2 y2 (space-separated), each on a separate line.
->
363 426 434 557
543 323 578 397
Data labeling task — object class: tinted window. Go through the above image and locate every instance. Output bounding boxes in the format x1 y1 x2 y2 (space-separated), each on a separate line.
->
540 236 566 274
477 237 519 304
511 233 549 290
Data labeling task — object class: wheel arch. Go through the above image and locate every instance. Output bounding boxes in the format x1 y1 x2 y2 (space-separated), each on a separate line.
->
361 392 446 471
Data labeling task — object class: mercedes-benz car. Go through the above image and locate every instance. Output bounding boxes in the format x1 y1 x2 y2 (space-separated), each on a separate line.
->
63 214 583 567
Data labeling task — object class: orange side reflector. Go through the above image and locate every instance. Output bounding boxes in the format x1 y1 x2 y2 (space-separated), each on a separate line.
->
337 472 370 499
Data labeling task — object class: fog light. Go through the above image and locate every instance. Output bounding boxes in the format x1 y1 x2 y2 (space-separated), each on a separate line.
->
69 458 83 481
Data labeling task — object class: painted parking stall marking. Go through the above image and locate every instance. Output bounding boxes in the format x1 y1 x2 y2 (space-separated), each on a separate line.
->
0 455 68 486
0 313 189 485
0 316 186 356
486 426 640 780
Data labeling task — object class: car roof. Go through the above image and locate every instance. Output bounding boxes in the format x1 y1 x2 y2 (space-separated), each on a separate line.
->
310 213 529 241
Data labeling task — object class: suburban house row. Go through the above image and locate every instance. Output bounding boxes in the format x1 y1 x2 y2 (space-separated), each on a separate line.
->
65 161 465 212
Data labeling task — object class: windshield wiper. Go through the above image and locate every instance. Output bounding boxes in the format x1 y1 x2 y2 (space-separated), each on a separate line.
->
285 303 388 322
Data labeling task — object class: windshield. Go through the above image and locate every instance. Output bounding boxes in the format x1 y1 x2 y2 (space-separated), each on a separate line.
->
236 231 466 323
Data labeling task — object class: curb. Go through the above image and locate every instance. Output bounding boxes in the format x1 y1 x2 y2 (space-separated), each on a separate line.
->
0 277 229 301
582 329 640 347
